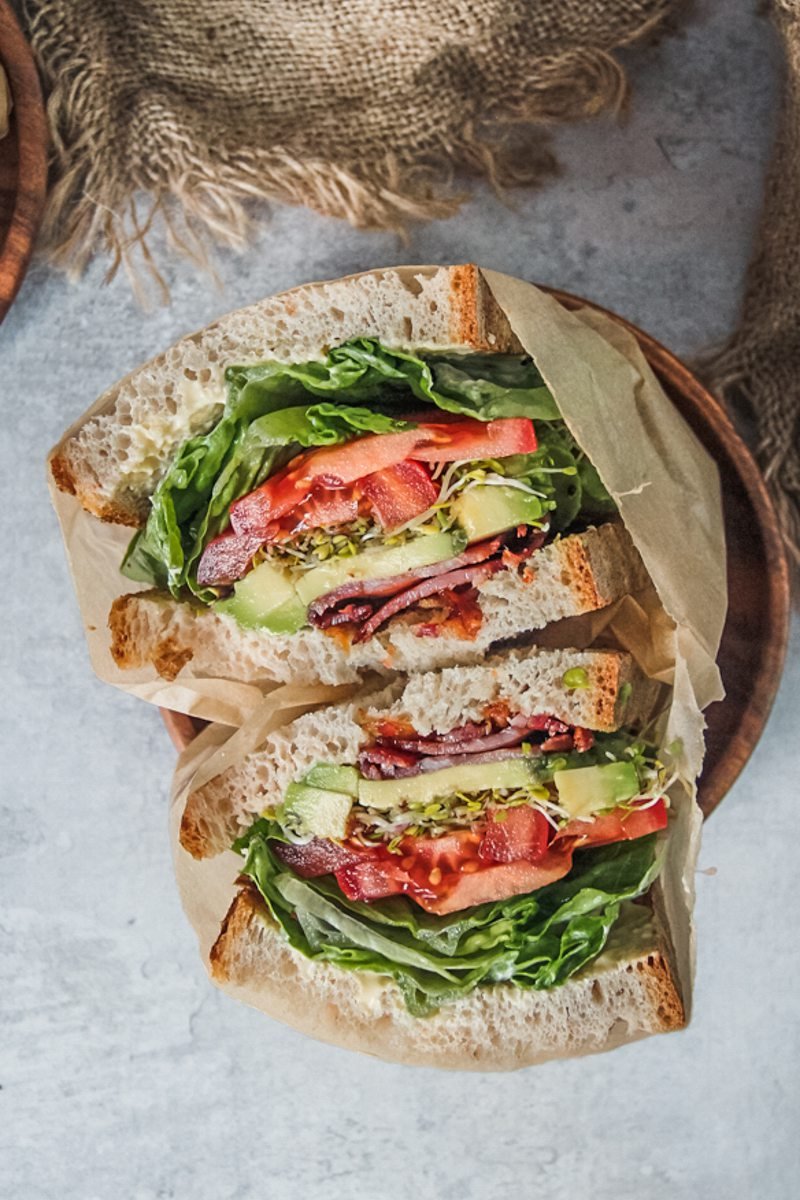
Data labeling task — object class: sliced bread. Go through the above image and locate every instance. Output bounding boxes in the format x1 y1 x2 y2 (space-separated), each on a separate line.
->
50 265 519 525
180 644 661 859
110 522 649 690
209 887 684 1071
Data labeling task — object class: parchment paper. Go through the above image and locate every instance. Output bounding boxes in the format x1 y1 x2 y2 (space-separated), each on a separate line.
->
160 269 727 1054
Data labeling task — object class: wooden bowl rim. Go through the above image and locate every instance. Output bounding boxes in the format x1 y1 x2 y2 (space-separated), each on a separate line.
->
0 0 48 321
159 285 791 818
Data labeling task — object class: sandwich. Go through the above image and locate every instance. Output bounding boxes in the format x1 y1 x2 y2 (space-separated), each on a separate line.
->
50 266 648 689
182 646 684 1069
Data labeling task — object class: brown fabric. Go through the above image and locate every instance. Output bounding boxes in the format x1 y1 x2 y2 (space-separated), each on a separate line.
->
704 0 800 566
22 0 679 296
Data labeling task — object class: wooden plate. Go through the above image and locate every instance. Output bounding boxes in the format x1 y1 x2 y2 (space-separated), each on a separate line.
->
160 287 791 818
0 0 47 322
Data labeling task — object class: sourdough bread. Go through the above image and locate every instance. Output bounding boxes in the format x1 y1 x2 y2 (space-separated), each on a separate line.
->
180 645 660 859
209 887 685 1071
50 265 519 524
110 522 649 690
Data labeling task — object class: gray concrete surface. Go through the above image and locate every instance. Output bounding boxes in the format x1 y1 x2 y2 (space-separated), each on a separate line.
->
2 2 798 1197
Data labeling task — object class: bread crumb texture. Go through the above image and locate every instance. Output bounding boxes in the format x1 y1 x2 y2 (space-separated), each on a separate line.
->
209 889 685 1071
108 524 648 693
51 266 519 523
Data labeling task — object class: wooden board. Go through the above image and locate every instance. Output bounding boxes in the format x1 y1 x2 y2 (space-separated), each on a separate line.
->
160 287 791 818
0 0 47 322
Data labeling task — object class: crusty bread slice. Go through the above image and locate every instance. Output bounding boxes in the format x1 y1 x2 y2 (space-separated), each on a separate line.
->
50 265 519 525
109 522 649 690
208 887 684 1071
180 644 660 859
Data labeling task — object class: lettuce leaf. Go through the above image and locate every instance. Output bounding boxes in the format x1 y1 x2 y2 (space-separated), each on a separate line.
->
122 400 413 598
121 340 609 600
236 821 662 1016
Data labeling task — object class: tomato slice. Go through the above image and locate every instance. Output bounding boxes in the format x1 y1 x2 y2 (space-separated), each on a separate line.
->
556 799 668 848
229 418 536 537
360 461 439 530
274 795 667 915
403 830 481 874
409 418 536 463
335 857 412 902
421 853 572 916
478 805 550 864
230 432 425 535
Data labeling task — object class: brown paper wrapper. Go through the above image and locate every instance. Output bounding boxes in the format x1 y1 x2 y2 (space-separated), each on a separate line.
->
154 271 726 1057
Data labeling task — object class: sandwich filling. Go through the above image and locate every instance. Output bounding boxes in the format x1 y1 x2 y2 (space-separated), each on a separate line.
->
232 700 669 1016
123 341 616 643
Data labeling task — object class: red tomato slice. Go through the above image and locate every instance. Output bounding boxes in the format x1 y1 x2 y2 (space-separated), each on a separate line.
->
335 857 411 902
402 830 481 874
478 805 550 864
421 853 572 915
409 418 536 464
360 461 439 530
304 797 667 915
230 431 425 535
230 418 536 537
556 799 668 849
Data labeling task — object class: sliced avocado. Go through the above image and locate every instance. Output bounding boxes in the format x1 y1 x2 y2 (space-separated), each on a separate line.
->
215 560 307 633
357 757 535 811
553 761 639 819
281 782 353 839
302 763 360 796
451 485 544 542
295 531 458 606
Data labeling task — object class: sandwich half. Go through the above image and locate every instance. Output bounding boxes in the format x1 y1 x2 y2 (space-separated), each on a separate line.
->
182 646 684 1069
51 266 648 688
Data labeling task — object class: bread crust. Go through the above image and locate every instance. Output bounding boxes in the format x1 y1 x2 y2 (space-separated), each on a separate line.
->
179 643 661 860
448 263 521 352
208 888 685 1070
50 264 517 525
107 524 649 689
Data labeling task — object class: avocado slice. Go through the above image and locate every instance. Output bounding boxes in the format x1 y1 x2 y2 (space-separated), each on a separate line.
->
281 782 353 839
357 757 536 811
302 763 360 796
451 485 544 542
215 560 307 633
553 761 640 819
295 531 460 606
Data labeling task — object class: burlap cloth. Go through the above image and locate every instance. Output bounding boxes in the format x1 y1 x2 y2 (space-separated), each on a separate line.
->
703 0 800 566
19 0 799 557
22 0 679 285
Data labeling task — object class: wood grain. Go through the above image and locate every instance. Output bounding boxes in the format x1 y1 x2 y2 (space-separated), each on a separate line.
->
0 0 47 322
160 288 791 818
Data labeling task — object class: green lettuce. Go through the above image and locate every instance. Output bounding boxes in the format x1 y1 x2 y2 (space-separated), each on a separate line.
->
235 821 662 1017
121 399 413 599
122 339 613 602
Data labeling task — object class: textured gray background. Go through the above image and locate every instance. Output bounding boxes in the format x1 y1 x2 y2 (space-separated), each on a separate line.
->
2 2 798 1197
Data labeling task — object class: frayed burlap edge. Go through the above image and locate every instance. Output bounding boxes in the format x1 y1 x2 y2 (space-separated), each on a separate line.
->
26 4 673 303
702 346 800 573
702 0 800 573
